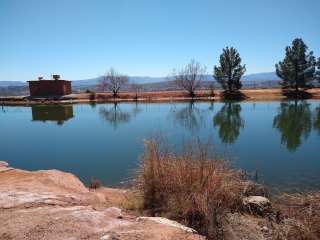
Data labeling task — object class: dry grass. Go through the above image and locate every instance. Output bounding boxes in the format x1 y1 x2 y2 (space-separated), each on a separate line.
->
73 88 320 100
134 137 261 239
274 192 320 240
89 178 102 189
120 191 144 212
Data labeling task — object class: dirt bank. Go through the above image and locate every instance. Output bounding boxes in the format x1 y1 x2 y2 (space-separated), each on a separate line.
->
1 88 320 105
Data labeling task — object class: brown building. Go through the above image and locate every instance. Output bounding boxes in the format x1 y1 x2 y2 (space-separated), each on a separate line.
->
28 75 72 97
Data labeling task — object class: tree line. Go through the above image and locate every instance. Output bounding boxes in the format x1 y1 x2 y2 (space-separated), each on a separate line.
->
97 38 320 99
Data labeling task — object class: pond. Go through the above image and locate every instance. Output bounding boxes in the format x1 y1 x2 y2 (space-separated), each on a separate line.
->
1 100 319 191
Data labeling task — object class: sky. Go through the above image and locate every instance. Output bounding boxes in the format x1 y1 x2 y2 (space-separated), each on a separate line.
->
0 0 319 81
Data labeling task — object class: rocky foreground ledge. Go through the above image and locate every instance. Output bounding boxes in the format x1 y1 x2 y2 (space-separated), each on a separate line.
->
0 161 204 240
0 161 279 240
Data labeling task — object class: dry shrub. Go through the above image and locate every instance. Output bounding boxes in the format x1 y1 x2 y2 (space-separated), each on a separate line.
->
89 178 102 189
135 138 259 239
120 191 144 212
275 192 320 240
89 92 96 100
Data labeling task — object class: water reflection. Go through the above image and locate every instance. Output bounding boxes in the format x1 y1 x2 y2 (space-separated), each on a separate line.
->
99 103 142 128
99 103 131 128
2 101 320 190
31 105 74 125
314 106 320 134
132 102 143 117
89 101 97 109
273 101 312 152
213 102 244 144
170 102 206 132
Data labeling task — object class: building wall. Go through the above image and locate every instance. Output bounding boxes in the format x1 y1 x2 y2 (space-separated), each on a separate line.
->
28 81 72 96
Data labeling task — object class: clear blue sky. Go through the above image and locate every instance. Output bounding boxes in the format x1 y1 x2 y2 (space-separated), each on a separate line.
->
0 0 319 81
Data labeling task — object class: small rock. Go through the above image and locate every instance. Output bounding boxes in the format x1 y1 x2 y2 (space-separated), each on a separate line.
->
243 196 272 215
100 231 119 240
104 207 122 219
0 161 8 167
100 235 110 240
243 196 270 205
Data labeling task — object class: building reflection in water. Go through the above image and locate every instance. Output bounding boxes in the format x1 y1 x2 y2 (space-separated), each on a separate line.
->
31 105 74 125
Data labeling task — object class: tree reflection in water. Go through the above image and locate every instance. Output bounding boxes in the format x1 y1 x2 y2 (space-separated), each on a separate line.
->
99 103 142 129
132 102 142 117
171 101 206 132
273 101 312 152
313 105 320 135
213 102 244 144
99 103 131 128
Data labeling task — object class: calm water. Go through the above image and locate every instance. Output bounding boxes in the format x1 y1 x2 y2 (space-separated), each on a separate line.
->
1 100 319 191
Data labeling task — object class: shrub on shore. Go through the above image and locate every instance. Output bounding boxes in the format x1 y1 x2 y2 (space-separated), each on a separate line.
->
275 192 320 239
89 178 102 189
134 138 261 239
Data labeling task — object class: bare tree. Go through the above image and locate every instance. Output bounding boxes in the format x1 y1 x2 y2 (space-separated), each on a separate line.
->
130 82 143 100
98 68 129 97
173 59 207 97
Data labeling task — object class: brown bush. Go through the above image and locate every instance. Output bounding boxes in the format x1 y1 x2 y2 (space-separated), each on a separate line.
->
135 138 260 239
275 192 320 240
89 178 102 189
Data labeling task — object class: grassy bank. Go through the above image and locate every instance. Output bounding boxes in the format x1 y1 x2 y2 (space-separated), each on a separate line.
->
125 137 320 240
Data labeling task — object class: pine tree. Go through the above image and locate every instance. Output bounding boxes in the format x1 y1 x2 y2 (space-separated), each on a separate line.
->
213 47 246 93
275 38 315 91
316 58 320 82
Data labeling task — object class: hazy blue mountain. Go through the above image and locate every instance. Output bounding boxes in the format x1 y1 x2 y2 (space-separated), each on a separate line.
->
72 76 168 87
71 72 279 86
242 72 280 81
0 72 280 88
0 81 27 87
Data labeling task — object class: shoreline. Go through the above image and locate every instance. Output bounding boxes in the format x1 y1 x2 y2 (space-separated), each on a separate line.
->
1 161 319 239
0 161 204 239
1 88 320 106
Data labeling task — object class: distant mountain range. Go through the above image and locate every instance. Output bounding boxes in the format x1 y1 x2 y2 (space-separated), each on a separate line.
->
0 72 284 96
0 81 29 87
0 72 281 87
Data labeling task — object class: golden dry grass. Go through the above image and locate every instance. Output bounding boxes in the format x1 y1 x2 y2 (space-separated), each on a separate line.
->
134 138 261 239
274 192 320 240
70 88 320 102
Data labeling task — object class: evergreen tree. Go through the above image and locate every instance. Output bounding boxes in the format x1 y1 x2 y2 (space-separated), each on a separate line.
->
275 38 315 91
316 58 320 82
214 47 246 93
